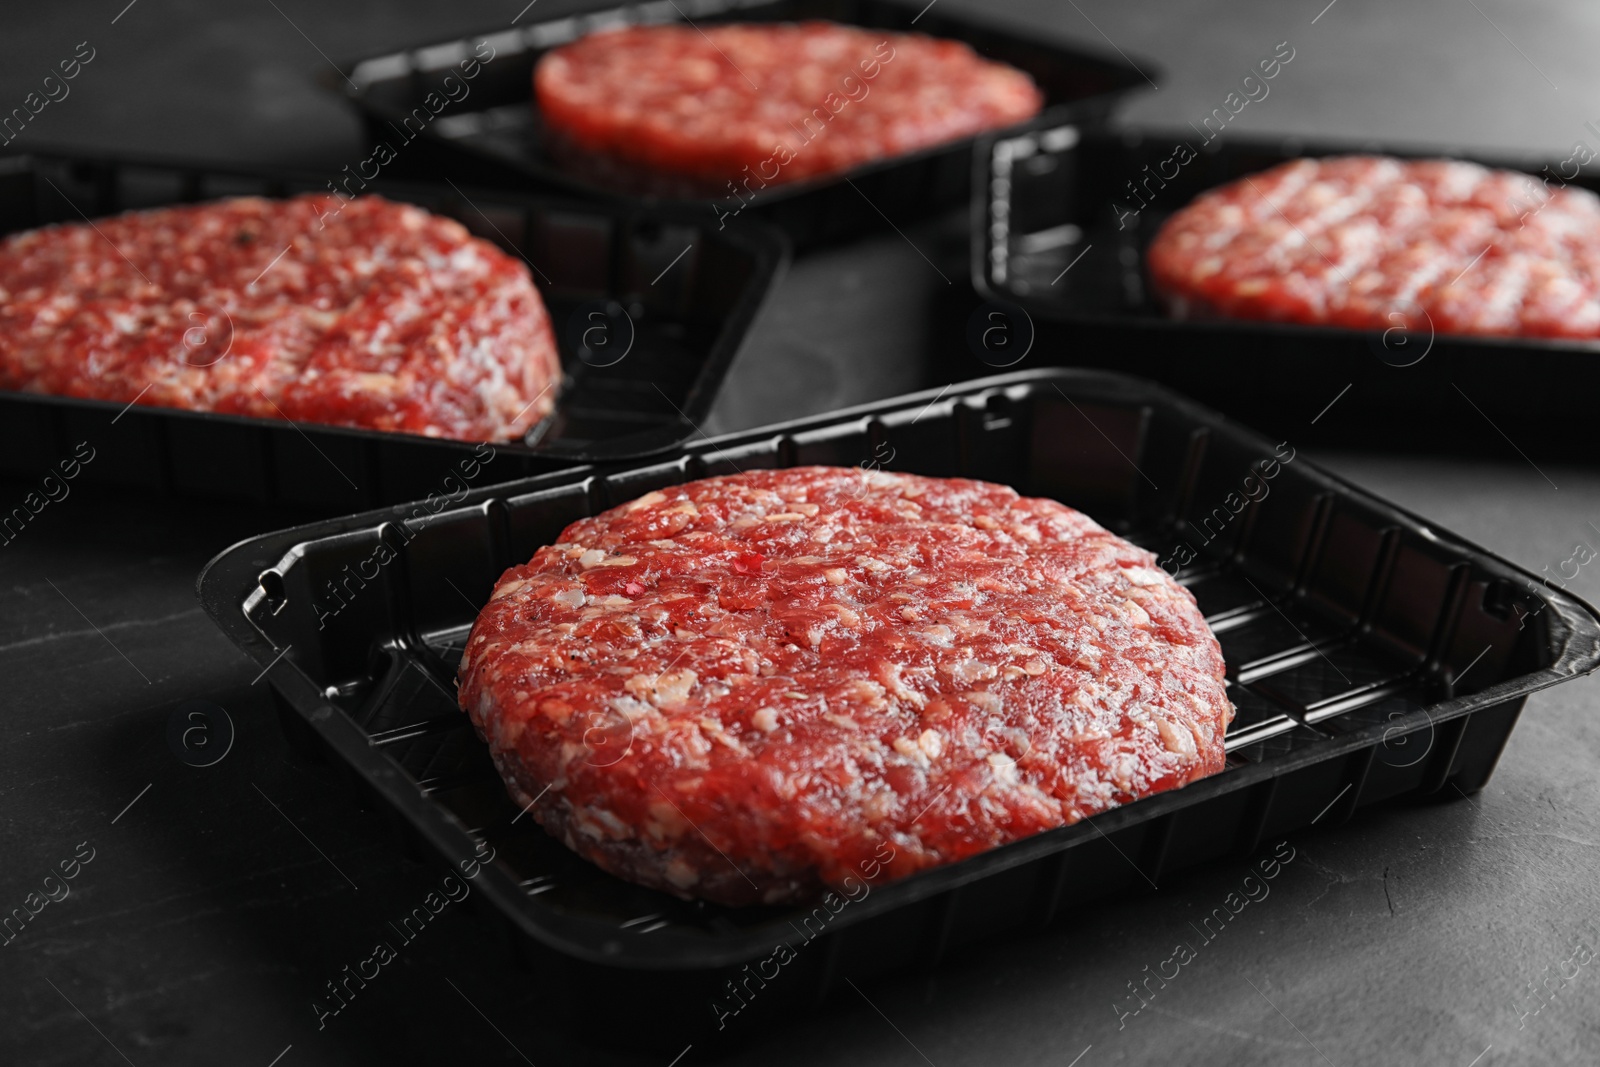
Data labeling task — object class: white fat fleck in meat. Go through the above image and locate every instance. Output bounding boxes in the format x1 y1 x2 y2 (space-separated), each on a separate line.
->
944 613 990 638
652 668 698 707
916 625 955 648
552 587 586 608
1123 598 1153 627
492 578 531 601
917 729 944 759
1156 716 1198 756
876 662 923 708
863 788 896 820
838 679 888 709
582 806 632 840
986 752 1020 785
627 491 667 511
645 798 691 840
1000 727 1033 759
965 690 1002 714
824 604 861 627
539 698 574 724
673 721 714 762
578 549 606 568
752 708 780 732
893 736 930 768
1123 566 1168 587
1065 644 1103 670
596 555 638 567
824 568 847 585
609 695 654 727
857 556 891 574
664 856 700 888
495 716 525 746
699 718 751 756
1109 752 1140 792
944 657 998 685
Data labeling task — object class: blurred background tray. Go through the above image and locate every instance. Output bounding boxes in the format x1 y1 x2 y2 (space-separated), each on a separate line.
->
972 124 1600 461
335 0 1156 248
0 152 786 512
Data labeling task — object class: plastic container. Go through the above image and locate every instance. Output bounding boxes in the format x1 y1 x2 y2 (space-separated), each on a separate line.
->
0 152 785 511
197 368 1600 1052
971 125 1600 459
334 0 1156 248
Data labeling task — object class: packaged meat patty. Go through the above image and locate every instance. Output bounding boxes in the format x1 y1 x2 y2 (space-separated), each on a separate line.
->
1147 155 1600 338
533 21 1044 196
458 467 1232 906
0 194 561 441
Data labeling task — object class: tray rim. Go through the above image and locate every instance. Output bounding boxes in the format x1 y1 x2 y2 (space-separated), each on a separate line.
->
195 367 1600 970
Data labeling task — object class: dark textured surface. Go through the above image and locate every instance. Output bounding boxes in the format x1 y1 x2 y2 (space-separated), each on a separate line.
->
2 2 1598 1065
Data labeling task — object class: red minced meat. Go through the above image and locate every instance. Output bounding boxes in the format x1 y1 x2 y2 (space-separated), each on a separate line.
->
459 467 1232 906
0 194 560 440
1147 155 1600 338
534 22 1043 192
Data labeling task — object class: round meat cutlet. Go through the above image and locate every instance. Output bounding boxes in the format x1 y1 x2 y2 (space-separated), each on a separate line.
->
1147 155 1600 339
0 194 560 441
458 467 1232 907
533 21 1044 191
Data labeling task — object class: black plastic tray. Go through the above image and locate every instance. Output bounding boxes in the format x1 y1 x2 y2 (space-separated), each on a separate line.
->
335 0 1155 248
0 152 785 511
197 368 1600 1052
972 125 1600 459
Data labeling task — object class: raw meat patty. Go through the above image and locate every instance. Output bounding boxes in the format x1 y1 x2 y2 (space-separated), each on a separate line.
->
0 195 560 440
458 466 1231 906
1147 155 1600 338
534 21 1044 190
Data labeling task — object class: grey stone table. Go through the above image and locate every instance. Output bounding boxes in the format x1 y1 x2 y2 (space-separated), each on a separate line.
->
2 1 1597 1064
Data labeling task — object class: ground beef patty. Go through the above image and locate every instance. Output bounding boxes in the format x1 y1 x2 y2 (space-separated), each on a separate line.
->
458 467 1231 906
1147 155 1600 338
534 22 1043 191
0 195 560 440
